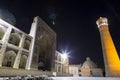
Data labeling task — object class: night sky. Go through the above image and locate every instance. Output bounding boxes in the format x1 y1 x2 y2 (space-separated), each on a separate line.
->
0 0 120 68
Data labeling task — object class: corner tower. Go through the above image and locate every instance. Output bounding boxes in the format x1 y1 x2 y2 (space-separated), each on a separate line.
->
96 17 120 77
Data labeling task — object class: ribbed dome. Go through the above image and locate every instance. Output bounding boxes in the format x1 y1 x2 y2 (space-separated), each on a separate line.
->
81 57 97 69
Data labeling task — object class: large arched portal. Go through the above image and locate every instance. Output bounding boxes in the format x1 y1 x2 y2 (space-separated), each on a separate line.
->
19 55 27 69
30 17 56 71
38 34 53 71
2 50 16 67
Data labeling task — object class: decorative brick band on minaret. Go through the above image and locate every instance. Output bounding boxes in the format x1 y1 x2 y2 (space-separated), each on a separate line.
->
96 17 120 77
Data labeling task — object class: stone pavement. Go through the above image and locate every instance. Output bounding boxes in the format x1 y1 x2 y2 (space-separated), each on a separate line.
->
51 77 120 80
0 67 70 77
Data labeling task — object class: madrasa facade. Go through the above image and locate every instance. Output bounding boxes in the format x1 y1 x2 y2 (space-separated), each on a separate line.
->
0 16 69 74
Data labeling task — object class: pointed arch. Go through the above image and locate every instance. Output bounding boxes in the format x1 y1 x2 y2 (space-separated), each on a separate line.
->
0 27 5 40
2 50 16 67
19 55 28 69
8 33 21 46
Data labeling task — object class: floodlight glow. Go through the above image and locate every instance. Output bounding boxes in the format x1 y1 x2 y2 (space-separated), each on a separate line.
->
62 53 67 59
61 50 69 60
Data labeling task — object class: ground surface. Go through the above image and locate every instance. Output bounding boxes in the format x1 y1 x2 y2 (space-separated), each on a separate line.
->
51 77 120 80
0 67 70 77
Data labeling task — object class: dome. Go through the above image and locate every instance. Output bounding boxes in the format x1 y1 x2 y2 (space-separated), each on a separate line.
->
0 9 16 25
81 57 97 69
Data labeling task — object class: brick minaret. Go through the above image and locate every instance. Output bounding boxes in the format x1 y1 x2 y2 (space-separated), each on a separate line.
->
96 17 120 77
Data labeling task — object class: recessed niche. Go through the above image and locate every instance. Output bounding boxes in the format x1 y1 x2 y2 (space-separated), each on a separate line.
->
8 29 21 46
2 47 18 67
0 25 7 40
23 36 31 50
19 54 28 69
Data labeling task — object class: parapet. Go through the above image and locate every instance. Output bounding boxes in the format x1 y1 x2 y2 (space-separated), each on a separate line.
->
96 17 108 28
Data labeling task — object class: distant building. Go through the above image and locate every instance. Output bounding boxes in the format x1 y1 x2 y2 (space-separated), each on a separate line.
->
55 51 63 73
69 64 81 76
69 57 103 77
81 57 103 77
55 51 69 73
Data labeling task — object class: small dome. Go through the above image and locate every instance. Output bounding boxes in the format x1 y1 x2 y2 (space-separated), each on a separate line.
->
81 57 97 69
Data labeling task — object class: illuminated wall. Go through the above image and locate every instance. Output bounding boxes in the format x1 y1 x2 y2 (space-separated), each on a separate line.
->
55 51 69 73
29 16 56 71
0 18 32 69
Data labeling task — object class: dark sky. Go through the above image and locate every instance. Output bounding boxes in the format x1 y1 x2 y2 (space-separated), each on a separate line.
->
0 0 120 68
